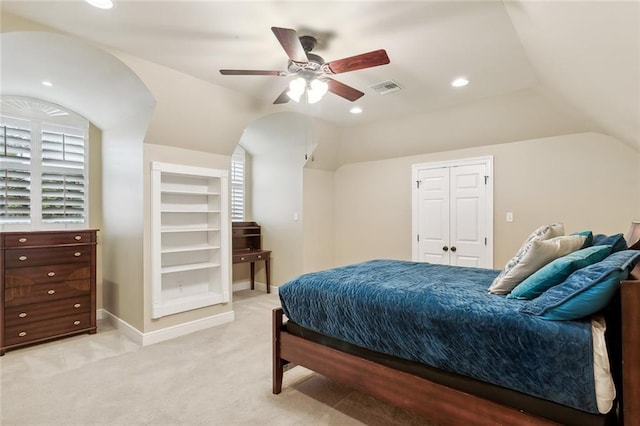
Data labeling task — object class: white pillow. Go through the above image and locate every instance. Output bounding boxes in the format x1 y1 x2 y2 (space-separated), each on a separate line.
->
488 223 564 294
489 227 587 296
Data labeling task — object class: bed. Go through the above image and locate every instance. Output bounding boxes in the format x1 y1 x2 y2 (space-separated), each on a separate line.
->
272 247 640 425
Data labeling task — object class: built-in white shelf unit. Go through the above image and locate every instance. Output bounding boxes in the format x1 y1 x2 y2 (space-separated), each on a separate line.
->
151 162 230 319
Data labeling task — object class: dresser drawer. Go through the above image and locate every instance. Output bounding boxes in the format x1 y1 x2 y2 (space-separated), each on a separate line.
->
233 251 270 263
5 279 90 307
1 231 95 248
5 264 91 288
4 245 92 268
4 312 92 346
5 296 91 327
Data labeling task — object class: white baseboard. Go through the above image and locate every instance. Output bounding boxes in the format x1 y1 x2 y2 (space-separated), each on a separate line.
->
98 308 235 346
232 279 276 294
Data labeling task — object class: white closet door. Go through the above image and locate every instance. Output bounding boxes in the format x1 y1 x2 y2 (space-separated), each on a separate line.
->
412 157 493 268
450 164 487 268
417 167 450 264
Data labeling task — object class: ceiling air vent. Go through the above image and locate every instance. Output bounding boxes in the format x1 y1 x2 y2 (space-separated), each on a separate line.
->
370 80 403 95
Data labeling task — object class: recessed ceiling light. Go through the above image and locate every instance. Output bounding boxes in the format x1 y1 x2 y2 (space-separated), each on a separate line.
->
451 77 469 88
86 0 114 9
350 106 363 114
42 81 53 87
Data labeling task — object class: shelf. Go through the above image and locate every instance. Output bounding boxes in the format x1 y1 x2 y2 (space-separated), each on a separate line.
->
161 262 220 274
161 209 222 213
161 227 221 233
161 245 220 254
152 292 226 318
161 189 221 196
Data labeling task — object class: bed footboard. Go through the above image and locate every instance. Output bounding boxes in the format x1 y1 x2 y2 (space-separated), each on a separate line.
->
272 307 558 425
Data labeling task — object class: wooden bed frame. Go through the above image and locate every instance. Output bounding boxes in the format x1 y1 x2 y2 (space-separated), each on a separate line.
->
272 263 640 426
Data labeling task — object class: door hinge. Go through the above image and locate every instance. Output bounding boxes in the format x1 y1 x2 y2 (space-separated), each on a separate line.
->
417 234 420 242
484 175 489 185
484 237 488 245
416 180 421 189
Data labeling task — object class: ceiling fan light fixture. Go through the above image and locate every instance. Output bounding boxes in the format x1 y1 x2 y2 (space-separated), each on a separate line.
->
287 77 306 103
287 77 328 104
307 79 328 104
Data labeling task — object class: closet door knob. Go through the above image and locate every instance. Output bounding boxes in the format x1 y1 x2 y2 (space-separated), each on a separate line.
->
442 246 449 252
450 246 457 252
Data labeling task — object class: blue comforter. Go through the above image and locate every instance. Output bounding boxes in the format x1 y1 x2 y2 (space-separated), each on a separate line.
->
279 259 598 413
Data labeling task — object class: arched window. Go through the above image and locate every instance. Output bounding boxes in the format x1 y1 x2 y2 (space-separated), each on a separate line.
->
0 97 89 230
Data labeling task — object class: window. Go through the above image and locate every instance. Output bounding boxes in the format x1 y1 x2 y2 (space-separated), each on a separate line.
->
0 97 89 230
231 145 245 221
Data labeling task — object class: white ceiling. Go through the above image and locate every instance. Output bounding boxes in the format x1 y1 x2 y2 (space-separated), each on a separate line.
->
1 1 638 149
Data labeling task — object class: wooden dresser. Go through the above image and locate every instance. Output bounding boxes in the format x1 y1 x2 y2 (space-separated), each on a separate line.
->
0 230 98 355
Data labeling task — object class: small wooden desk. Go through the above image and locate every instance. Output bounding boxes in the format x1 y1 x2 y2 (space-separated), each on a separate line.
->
232 249 271 293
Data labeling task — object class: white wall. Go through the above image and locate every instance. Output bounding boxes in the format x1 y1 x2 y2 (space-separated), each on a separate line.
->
334 132 640 269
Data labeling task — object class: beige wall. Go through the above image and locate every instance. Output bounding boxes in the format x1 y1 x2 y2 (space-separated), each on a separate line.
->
334 132 640 269
142 143 233 332
252 145 306 285
88 124 104 309
303 168 335 273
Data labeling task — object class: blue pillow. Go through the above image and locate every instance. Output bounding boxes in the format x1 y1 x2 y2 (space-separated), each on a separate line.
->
520 250 640 320
571 230 593 248
507 245 612 300
593 233 627 252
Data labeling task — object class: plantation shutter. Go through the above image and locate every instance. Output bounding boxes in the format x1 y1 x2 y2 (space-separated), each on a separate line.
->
231 146 245 221
0 119 32 223
40 124 86 223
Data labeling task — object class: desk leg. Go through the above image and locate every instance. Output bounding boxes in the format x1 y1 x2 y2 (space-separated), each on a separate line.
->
250 262 255 290
266 258 271 294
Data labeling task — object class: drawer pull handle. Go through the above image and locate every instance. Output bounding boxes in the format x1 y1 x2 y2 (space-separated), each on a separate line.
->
18 312 27 318
74 252 82 257
18 237 27 243
18 332 27 337
19 256 28 261
74 235 82 241
47 289 56 295
240 257 245 261
257 255 262 259
73 321 81 326
74 303 81 308
48 272 56 277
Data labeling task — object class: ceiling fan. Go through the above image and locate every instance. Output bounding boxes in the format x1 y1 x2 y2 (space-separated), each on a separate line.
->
220 27 390 104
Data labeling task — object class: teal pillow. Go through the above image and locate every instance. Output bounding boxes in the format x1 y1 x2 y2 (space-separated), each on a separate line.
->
521 250 640 320
508 245 612 300
571 230 593 248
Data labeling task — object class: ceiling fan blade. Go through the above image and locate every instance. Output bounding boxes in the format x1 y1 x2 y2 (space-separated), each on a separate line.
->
220 69 286 76
324 49 390 74
271 27 309 64
273 88 290 104
325 78 364 102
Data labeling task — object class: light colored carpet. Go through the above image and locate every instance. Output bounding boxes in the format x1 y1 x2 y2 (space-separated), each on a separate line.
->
0 290 431 425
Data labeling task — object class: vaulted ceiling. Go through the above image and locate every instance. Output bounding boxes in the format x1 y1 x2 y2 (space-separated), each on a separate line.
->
1 1 638 152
